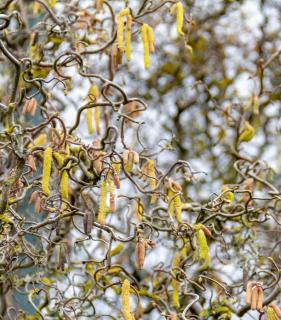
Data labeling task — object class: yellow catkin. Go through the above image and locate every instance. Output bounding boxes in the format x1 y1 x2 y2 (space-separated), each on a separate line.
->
86 108 94 135
88 85 100 134
42 147 52 196
117 8 130 52
171 252 181 308
239 121 255 142
113 163 121 174
121 279 135 320
147 25 155 53
125 14 132 61
266 306 278 320
172 279 180 308
53 152 64 166
195 226 210 271
33 2 41 14
110 243 124 257
147 160 157 203
117 15 124 50
98 180 107 224
28 133 47 149
95 0 105 11
168 189 175 217
175 2 184 36
173 194 182 222
136 200 143 222
119 7 130 17
60 145 70 201
141 24 150 69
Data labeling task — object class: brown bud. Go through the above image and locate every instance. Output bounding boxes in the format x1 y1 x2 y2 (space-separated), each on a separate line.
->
200 225 212 238
34 197 42 214
30 31 38 46
246 281 254 305
256 286 263 310
83 212 93 235
29 191 39 205
30 99 38 117
22 98 37 116
27 154 37 176
251 286 258 310
109 192 115 212
135 239 146 269
91 140 104 174
269 304 281 317
113 174 120 189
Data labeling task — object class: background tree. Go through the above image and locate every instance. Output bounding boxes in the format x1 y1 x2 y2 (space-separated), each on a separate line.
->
0 0 280 319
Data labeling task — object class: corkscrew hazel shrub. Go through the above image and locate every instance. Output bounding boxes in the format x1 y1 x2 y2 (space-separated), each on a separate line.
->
0 0 281 319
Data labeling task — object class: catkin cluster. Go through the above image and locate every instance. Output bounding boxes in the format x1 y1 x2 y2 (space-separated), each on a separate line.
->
141 24 155 69
53 146 70 203
97 171 119 224
117 8 132 61
246 282 263 310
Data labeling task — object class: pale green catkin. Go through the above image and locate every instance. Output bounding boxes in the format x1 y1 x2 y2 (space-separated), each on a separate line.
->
195 227 210 271
42 147 53 196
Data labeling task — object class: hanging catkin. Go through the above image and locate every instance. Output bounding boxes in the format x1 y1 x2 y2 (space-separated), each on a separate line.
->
121 279 135 320
125 14 132 61
60 145 70 201
266 306 278 320
88 85 100 135
147 160 157 203
195 225 210 271
147 25 155 53
141 24 150 69
168 189 175 217
135 238 146 269
42 147 53 196
269 304 281 318
97 179 107 224
246 282 253 305
173 193 182 222
251 286 258 310
117 8 130 52
175 2 184 36
172 253 181 308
